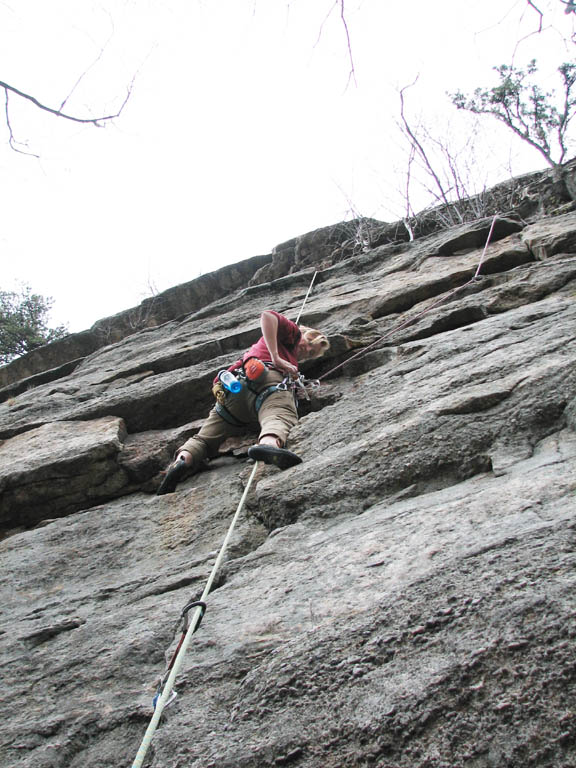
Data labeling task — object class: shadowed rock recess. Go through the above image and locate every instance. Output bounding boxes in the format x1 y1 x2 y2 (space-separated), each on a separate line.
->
1 166 576 768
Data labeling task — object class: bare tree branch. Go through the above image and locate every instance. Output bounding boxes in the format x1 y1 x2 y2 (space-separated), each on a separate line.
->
338 0 357 88
4 90 39 158
509 0 548 63
1 68 134 157
399 79 452 210
526 0 544 31
313 2 337 48
0 77 133 126
404 142 416 222
314 0 356 88
58 24 114 112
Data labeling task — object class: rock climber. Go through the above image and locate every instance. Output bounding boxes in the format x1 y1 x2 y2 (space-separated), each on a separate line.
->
156 310 330 495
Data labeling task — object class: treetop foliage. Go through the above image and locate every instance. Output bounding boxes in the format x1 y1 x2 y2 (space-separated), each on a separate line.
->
451 59 576 168
0 285 68 365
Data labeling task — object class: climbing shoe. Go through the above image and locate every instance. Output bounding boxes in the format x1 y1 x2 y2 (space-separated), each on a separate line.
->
156 459 189 495
247 444 302 469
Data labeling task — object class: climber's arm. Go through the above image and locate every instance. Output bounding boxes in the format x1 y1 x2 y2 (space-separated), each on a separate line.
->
260 311 298 375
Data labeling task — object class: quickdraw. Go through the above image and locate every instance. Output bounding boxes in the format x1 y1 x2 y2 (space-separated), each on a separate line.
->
153 600 207 711
277 373 321 402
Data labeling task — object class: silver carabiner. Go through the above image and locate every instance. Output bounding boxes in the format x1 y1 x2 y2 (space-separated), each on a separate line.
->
153 688 178 711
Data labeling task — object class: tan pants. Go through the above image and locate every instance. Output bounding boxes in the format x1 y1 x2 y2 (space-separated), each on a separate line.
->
179 370 298 472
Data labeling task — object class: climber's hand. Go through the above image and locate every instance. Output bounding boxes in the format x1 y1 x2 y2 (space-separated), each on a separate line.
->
271 355 298 376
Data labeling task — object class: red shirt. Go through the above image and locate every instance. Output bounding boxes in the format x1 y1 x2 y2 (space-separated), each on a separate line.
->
229 311 301 373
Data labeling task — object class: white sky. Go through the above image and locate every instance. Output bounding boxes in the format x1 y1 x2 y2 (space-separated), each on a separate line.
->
0 0 574 332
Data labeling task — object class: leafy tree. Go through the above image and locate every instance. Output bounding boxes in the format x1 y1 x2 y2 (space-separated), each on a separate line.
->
0 285 68 365
451 59 576 177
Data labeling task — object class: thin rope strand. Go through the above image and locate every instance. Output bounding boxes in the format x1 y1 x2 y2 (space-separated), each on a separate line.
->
296 271 318 324
319 216 498 381
474 215 497 278
131 461 260 768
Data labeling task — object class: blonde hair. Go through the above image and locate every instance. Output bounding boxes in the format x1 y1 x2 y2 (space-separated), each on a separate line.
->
299 326 330 359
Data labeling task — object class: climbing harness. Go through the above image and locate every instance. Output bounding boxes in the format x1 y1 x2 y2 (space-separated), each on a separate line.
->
251 372 320 409
213 369 281 425
214 401 247 427
254 384 282 412
214 372 318 424
216 354 320 422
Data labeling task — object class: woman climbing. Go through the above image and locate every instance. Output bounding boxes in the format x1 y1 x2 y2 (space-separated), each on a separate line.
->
156 310 330 495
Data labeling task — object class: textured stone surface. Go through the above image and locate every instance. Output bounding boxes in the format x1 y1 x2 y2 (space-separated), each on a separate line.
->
1 194 576 768
0 254 272 390
522 211 576 260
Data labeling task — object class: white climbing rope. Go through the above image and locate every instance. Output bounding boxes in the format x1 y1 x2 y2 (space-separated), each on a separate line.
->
473 214 497 278
296 270 318 324
131 461 260 768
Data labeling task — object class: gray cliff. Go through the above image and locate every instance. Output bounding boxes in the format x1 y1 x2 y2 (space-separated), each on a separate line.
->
1 165 576 768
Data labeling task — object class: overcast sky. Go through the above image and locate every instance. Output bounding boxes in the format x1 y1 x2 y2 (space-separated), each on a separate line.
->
1 0 574 332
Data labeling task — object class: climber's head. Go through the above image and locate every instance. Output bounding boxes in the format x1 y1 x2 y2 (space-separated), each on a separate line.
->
296 327 330 361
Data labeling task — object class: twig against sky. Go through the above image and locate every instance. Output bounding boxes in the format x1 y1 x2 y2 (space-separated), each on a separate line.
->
526 0 544 31
510 0 547 62
399 78 452 210
4 89 38 158
338 0 356 88
0 75 134 156
314 0 356 88
58 25 115 112
0 79 133 126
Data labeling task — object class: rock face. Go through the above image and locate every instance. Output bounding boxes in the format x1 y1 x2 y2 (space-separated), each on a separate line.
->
1 172 576 768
